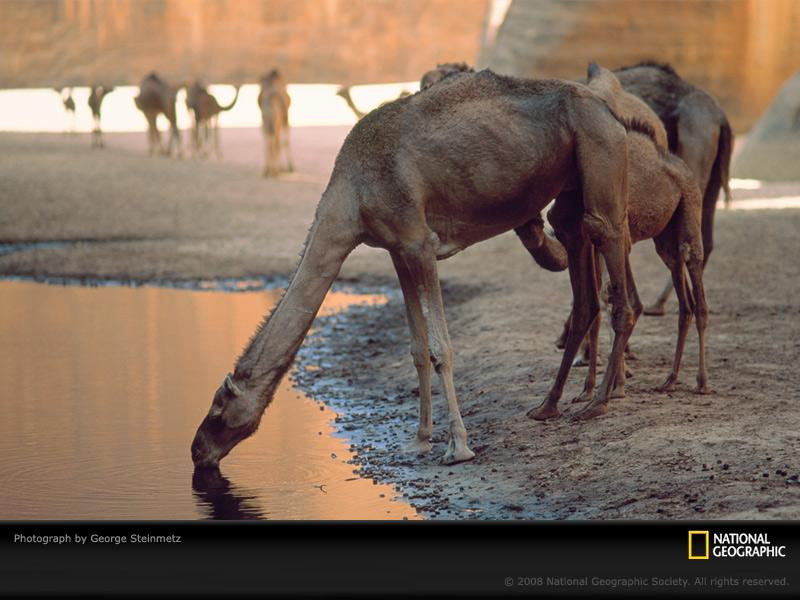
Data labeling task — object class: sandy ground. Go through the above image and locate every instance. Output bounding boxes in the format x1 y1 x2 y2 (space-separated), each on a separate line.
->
1 128 799 519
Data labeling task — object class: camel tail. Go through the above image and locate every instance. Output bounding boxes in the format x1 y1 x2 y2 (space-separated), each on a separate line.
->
234 181 361 389
716 117 734 208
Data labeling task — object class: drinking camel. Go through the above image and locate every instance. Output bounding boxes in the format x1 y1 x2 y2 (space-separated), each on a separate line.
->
192 69 636 469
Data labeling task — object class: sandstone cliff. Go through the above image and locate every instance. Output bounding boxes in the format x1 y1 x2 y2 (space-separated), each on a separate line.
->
0 0 488 88
479 0 800 131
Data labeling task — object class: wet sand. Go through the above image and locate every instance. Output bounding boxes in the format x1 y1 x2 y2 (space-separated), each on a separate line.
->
1 129 799 519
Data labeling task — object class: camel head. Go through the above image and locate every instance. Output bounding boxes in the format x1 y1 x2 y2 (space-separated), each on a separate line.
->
586 62 624 110
191 373 263 468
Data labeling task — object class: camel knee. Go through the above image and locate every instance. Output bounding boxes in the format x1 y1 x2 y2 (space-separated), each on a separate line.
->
609 302 635 335
428 338 453 374
409 341 428 371
582 213 618 248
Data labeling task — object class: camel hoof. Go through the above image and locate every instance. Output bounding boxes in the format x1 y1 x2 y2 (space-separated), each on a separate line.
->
573 401 609 421
571 391 592 404
657 375 678 393
572 355 590 368
442 446 475 465
527 403 560 421
643 304 666 317
610 386 626 399
404 436 433 455
693 384 711 395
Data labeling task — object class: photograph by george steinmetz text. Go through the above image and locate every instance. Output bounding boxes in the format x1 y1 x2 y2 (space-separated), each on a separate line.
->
0 0 798 596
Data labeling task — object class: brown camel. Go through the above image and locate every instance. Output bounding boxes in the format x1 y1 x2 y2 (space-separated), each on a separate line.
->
336 86 413 121
88 85 114 148
134 73 182 157
191 69 636 470
614 62 733 315
258 69 293 177
527 65 709 420
185 81 240 159
420 62 475 90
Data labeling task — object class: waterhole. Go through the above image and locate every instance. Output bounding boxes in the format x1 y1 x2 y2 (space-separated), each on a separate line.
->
0 280 418 520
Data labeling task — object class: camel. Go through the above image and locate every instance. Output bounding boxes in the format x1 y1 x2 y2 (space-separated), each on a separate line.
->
420 62 475 90
336 86 412 121
185 80 240 159
336 86 367 120
527 64 709 420
614 62 733 315
191 69 637 470
134 73 182 157
88 85 114 148
57 88 76 134
258 69 294 177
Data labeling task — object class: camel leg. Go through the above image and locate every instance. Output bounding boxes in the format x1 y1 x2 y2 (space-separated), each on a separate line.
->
609 253 643 399
391 253 433 454
573 246 603 402
686 256 710 394
529 202 599 420
282 128 295 172
656 244 692 393
396 237 474 465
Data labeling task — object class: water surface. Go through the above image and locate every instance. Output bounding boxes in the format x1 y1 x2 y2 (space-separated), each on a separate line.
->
0 280 418 520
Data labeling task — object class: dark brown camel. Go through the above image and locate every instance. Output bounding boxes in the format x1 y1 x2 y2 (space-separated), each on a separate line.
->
614 62 733 315
185 80 240 159
88 85 114 148
192 70 635 469
258 69 293 177
527 65 710 420
134 73 182 157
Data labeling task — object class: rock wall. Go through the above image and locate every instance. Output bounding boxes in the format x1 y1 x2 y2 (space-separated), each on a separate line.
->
732 71 800 181
479 0 800 131
0 0 489 88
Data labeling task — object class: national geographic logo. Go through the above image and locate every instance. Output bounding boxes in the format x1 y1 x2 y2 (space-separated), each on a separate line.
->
689 530 787 559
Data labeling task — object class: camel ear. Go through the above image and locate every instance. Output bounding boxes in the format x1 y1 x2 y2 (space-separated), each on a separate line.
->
587 62 601 80
223 374 243 397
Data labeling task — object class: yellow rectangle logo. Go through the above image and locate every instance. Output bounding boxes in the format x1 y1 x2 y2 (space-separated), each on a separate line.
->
689 530 710 560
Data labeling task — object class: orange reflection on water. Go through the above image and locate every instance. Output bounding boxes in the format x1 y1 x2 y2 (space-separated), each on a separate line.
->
0 281 416 520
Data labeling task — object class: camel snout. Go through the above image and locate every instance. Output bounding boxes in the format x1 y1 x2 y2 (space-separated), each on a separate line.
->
191 427 220 468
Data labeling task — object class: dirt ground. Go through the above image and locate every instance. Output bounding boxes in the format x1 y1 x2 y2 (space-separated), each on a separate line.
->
1 128 799 519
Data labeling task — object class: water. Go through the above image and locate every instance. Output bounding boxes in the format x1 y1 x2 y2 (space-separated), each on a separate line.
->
0 280 418 520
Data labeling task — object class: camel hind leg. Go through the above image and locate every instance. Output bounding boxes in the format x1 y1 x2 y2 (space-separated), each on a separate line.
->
391 254 433 454
394 234 474 464
573 116 635 420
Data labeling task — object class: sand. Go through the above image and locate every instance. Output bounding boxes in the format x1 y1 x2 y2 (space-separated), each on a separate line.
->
1 128 799 519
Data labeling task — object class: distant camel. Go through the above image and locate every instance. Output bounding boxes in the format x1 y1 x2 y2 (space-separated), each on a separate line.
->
614 62 733 315
57 88 76 134
88 85 114 148
134 73 182 157
420 62 475 90
336 86 413 121
185 81 240 159
258 69 294 177
191 70 636 469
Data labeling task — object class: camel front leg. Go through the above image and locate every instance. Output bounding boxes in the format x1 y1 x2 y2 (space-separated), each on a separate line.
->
214 118 223 160
397 237 474 465
686 256 710 394
391 253 433 454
